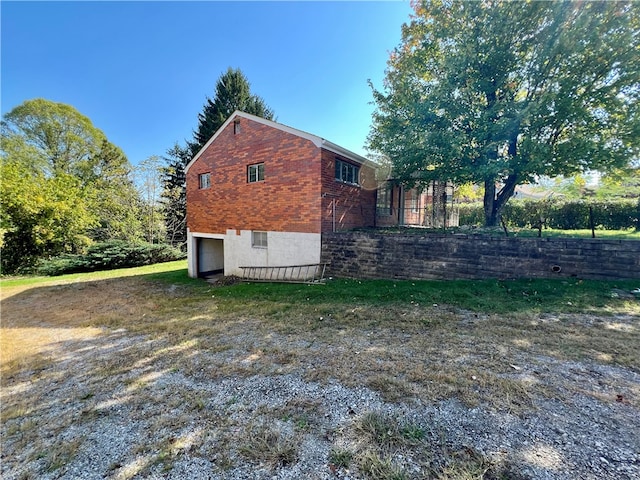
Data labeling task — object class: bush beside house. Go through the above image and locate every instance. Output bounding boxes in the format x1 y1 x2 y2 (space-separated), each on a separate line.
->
37 241 186 276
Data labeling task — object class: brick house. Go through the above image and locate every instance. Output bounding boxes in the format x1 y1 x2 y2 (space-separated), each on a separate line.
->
185 111 378 278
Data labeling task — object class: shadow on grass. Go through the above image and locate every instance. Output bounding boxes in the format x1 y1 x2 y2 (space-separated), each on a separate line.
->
3 266 639 376
1 264 639 479
211 275 640 315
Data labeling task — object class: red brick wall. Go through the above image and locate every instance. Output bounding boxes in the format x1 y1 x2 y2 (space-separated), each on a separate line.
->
186 117 322 234
320 149 376 232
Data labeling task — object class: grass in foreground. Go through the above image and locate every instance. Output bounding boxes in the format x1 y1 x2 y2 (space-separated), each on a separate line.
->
2 262 638 479
351 411 518 480
2 263 639 375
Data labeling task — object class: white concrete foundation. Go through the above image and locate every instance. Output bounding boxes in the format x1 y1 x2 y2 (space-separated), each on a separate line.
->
187 229 321 278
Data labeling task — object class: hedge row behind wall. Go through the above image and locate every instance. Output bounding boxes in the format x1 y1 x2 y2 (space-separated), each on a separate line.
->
458 199 640 230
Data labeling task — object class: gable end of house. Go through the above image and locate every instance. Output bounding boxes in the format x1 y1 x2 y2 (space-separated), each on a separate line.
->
185 110 375 173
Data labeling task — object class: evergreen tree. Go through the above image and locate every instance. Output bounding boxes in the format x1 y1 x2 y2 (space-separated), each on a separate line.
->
188 67 274 156
160 144 189 248
159 68 275 248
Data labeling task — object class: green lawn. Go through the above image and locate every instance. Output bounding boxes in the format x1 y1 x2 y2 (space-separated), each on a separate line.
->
0 260 189 289
372 226 640 240
3 259 639 315
3 260 639 479
502 227 640 240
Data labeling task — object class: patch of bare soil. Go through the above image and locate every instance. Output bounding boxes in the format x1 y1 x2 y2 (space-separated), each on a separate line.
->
1 279 639 480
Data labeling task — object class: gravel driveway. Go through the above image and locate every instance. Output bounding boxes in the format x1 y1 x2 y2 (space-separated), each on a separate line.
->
1 278 639 479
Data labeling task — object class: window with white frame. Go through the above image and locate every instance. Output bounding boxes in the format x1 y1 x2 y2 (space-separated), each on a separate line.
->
251 231 268 248
199 173 211 189
335 159 360 185
247 163 265 183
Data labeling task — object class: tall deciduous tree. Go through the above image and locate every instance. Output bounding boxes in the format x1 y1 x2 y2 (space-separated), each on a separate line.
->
87 139 144 242
0 160 97 272
3 98 108 180
1 99 143 272
136 156 166 244
597 165 640 200
368 0 640 226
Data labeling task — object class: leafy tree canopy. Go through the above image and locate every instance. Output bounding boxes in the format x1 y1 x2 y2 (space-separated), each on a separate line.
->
189 67 274 156
368 0 640 225
1 98 131 183
0 160 97 272
596 165 640 199
1 99 143 272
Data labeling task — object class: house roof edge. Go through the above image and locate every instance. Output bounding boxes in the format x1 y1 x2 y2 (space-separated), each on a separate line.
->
320 140 377 169
185 111 377 172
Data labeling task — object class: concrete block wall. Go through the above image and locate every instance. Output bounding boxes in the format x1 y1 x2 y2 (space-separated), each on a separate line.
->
321 231 640 280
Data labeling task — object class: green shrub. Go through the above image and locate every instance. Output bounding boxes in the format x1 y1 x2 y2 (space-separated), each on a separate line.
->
457 203 484 226
459 199 639 230
37 241 186 276
589 199 640 230
36 254 87 276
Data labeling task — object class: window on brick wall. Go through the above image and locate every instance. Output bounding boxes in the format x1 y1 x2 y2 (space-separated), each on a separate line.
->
251 231 268 248
199 173 211 189
248 163 265 183
377 185 392 215
335 159 360 185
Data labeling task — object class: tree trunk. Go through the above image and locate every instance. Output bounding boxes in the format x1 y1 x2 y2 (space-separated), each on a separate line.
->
482 124 522 226
483 173 520 227
483 179 498 226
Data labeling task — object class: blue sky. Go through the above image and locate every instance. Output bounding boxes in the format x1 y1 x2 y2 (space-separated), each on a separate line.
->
1 1 413 165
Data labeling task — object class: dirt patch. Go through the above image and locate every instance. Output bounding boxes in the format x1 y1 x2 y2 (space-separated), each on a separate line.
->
0 326 103 366
1 277 157 376
1 277 639 480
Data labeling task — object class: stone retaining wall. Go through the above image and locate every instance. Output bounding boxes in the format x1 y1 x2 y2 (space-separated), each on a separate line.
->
321 231 640 280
